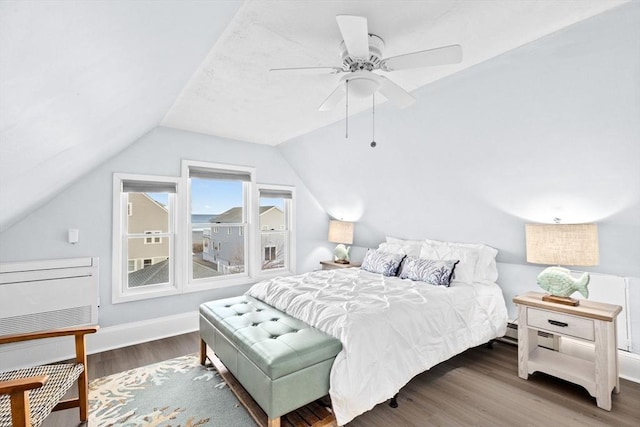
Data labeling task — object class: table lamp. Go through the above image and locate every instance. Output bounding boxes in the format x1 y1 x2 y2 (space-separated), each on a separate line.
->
328 220 354 264
525 221 598 306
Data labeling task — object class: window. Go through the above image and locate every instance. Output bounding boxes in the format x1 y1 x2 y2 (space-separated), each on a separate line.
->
258 185 295 273
264 245 276 261
113 163 296 303
112 174 179 303
144 230 162 244
184 161 252 286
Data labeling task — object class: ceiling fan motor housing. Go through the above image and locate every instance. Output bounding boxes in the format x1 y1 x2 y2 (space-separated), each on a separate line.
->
340 34 384 72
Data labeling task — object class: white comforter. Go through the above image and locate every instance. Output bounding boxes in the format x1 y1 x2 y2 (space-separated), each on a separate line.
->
246 268 508 425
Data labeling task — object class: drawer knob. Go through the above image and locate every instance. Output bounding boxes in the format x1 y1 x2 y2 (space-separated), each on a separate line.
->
548 319 568 327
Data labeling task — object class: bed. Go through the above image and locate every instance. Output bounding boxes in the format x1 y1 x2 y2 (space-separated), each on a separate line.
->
245 237 508 425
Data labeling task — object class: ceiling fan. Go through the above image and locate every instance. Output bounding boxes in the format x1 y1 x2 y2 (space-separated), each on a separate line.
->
270 15 463 111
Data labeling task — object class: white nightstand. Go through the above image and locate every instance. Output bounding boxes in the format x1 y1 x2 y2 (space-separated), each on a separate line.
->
513 291 622 410
320 260 361 270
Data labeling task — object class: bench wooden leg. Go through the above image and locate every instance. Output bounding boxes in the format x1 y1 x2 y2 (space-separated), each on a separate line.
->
267 417 280 427
200 339 207 365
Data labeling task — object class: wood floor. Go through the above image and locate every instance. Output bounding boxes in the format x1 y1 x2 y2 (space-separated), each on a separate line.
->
43 333 640 427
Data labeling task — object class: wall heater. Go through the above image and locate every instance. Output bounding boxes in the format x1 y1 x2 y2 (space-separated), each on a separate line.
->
0 257 99 369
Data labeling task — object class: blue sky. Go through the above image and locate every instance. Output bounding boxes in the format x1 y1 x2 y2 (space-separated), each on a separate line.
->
191 178 242 214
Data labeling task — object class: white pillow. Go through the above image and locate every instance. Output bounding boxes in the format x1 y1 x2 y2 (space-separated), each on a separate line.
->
424 238 498 283
377 242 405 255
419 244 479 284
385 236 423 257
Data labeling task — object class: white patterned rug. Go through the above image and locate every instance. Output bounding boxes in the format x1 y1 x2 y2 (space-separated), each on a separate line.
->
89 354 257 427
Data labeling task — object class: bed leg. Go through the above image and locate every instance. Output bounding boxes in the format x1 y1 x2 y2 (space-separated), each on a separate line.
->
267 417 281 427
486 340 494 350
200 339 207 365
389 393 399 408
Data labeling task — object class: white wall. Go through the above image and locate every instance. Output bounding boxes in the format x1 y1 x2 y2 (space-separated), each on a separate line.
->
278 4 640 352
0 127 330 327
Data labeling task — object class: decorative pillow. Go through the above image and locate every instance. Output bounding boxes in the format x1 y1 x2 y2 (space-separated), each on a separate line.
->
424 238 498 283
385 236 423 257
419 244 479 284
398 257 459 287
361 249 405 276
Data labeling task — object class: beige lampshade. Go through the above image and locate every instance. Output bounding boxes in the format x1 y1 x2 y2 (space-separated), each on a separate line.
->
525 223 599 266
328 220 354 245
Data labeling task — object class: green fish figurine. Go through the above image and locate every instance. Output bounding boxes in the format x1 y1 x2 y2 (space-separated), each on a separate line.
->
537 266 589 298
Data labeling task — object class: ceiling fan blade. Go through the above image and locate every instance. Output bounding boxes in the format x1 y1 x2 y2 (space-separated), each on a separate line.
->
380 44 463 71
377 76 416 108
336 15 370 60
318 85 346 111
270 66 344 75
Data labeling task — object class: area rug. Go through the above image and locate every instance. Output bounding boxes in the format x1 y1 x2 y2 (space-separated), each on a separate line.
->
88 353 257 427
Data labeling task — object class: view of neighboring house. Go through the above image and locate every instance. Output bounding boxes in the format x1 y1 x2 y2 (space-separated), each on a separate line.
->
127 193 169 273
203 205 285 272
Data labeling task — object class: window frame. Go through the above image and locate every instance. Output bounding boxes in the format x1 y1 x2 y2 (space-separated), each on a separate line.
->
112 173 181 303
182 160 256 291
256 184 296 278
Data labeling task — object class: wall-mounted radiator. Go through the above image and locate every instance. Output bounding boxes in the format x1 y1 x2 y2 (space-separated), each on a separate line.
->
0 257 99 336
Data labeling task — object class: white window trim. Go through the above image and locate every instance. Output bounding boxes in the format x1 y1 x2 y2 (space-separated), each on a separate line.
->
112 173 182 304
256 183 296 279
182 160 256 291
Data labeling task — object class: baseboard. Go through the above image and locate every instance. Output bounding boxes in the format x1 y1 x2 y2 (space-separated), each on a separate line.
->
0 311 199 371
87 310 199 354
560 337 640 384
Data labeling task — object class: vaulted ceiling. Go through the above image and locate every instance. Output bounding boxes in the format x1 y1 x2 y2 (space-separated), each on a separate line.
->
0 0 630 231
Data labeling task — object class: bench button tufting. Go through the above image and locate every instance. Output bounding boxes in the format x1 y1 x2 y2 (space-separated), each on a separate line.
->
252 323 259 327
271 318 278 321
271 335 278 339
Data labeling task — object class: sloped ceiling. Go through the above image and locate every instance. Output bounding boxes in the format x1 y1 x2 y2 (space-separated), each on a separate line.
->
0 0 629 232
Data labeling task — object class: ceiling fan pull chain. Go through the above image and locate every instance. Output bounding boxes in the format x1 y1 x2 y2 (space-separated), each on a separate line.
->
345 79 349 139
370 93 376 148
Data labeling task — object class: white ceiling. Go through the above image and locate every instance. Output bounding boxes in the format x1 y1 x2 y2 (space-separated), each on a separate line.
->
0 0 629 231
162 0 629 144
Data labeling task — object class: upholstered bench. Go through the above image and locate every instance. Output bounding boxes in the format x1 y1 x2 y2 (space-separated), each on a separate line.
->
199 296 342 427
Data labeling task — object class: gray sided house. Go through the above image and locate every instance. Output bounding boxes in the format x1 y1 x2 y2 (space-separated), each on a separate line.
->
203 206 285 271
127 193 169 272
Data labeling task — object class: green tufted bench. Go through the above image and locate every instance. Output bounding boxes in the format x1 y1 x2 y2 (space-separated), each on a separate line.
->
199 296 342 427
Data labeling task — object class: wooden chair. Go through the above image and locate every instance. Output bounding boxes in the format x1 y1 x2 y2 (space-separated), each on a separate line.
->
0 326 98 427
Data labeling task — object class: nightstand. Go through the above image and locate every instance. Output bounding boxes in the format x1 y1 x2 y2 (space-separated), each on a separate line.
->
320 260 361 270
513 291 622 410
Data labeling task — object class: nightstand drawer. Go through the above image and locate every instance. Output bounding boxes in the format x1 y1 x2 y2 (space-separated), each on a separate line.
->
527 307 594 341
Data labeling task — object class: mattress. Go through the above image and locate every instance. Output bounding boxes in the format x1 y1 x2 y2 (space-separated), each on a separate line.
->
246 267 508 425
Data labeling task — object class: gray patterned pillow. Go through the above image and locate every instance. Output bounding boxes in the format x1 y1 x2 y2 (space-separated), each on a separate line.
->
398 257 459 287
361 249 405 276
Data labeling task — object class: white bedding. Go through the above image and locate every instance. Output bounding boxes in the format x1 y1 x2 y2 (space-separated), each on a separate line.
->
246 267 508 425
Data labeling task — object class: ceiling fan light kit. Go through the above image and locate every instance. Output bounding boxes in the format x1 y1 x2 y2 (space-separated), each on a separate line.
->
342 71 381 97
